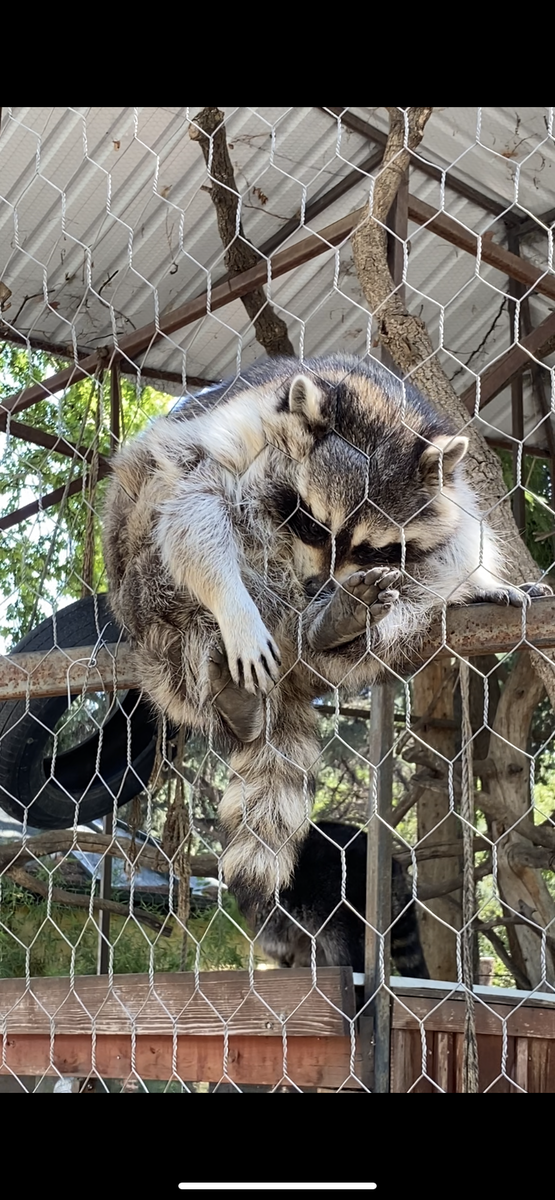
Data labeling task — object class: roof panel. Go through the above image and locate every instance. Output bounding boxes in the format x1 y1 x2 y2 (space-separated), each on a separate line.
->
1 106 554 446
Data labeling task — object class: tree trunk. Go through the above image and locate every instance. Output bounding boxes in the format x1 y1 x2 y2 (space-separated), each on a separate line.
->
414 660 460 979
480 652 555 985
350 106 555 985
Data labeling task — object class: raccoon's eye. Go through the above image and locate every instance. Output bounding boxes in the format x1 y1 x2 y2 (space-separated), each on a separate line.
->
267 484 330 546
288 508 330 547
351 542 403 566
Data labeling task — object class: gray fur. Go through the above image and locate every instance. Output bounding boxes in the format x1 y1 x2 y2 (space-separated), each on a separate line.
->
102 354 539 905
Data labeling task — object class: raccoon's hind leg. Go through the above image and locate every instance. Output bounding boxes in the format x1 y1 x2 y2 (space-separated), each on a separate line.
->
207 648 264 743
307 568 402 651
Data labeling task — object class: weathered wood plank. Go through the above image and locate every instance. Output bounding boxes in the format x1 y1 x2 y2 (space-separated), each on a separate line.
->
392 994 555 1039
0 1032 359 1088
0 969 355 1037
434 1031 453 1093
513 1037 529 1092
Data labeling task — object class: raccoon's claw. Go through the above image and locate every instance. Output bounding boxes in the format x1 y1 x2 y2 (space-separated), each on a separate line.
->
472 581 553 607
208 649 264 743
219 610 281 695
344 568 402 621
343 567 401 598
370 586 401 621
521 582 553 597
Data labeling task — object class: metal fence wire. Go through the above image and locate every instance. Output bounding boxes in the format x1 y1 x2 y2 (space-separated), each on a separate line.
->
1 106 555 1093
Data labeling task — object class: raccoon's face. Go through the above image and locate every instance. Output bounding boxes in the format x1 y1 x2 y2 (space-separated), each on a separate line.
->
267 373 469 596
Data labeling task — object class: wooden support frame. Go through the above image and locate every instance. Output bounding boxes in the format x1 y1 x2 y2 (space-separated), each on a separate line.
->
0 969 357 1089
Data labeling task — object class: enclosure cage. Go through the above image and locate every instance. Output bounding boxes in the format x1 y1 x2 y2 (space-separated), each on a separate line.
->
1 106 555 1094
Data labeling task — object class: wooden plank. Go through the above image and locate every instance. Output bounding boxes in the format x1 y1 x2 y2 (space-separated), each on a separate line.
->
392 994 555 1039
393 979 555 1008
0 1032 358 1088
527 1038 555 1092
513 1037 529 1092
390 1029 413 1093
0 969 355 1037
390 1027 433 1093
2 597 555 701
434 1031 453 1093
478 1034 512 1094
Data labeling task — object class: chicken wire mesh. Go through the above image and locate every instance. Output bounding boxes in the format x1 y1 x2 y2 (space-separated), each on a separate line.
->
0 106 555 1093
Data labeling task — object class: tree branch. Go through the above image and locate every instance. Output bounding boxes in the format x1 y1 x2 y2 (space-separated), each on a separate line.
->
190 107 294 357
350 107 555 718
474 914 555 956
0 831 218 880
477 927 531 991
417 859 492 902
5 865 172 935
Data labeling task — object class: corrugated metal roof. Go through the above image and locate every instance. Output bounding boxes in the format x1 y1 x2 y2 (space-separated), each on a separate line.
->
1 106 554 444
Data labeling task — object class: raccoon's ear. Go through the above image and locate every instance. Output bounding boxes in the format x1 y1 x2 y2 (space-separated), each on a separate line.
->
288 374 335 438
419 434 469 486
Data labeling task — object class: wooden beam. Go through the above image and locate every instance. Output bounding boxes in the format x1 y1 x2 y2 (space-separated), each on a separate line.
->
0 326 214 388
0 461 111 532
391 992 555 1038
0 416 109 467
486 435 549 460
0 208 365 421
0 477 88 532
321 107 534 224
461 308 555 415
1 598 554 702
508 232 526 532
407 195 555 305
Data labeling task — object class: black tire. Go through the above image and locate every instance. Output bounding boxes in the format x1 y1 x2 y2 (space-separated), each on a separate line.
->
0 595 159 829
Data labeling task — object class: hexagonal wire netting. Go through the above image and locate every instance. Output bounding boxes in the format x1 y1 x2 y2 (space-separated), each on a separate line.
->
1 106 555 1093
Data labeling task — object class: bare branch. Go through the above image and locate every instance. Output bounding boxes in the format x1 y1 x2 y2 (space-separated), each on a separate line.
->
474 914 555 955
506 843 555 871
0 831 218 880
418 859 492 902
5 865 172 936
190 107 294 357
478 927 531 991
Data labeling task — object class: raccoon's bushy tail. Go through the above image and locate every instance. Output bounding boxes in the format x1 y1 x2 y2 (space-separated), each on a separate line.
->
391 859 430 979
220 722 319 906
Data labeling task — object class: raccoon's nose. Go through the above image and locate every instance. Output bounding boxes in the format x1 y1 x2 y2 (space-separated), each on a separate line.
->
304 575 327 597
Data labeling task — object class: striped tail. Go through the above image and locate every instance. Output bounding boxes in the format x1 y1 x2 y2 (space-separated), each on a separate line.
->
219 722 319 906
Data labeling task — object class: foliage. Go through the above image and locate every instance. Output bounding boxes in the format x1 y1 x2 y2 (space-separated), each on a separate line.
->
0 344 171 648
0 876 260 978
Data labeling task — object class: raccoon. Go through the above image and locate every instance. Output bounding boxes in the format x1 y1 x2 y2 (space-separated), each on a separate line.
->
239 820 429 979
102 354 547 905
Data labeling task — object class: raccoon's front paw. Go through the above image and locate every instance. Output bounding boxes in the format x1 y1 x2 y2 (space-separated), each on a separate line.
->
308 567 402 651
346 568 403 623
208 649 264 743
472 581 553 607
219 609 281 695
